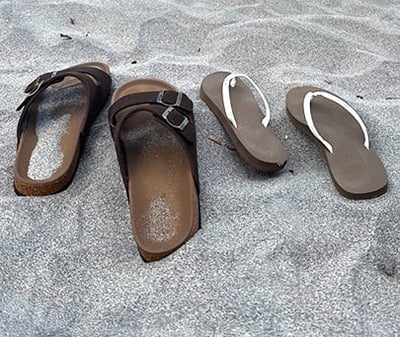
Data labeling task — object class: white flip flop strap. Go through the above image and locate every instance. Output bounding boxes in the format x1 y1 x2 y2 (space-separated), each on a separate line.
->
222 73 271 129
303 91 370 154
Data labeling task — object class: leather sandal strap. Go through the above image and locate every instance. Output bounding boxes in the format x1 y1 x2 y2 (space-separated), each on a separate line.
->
18 71 93 110
16 66 110 146
23 66 110 98
108 90 193 123
108 90 199 193
16 71 95 145
66 66 111 99
109 94 196 142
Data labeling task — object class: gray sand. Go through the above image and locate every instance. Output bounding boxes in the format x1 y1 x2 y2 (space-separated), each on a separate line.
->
124 120 182 242
27 86 85 180
1 1 400 336
144 196 178 243
28 113 70 180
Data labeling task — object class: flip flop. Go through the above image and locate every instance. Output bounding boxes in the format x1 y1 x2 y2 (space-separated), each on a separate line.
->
200 72 287 171
14 62 111 196
286 86 388 199
108 79 200 262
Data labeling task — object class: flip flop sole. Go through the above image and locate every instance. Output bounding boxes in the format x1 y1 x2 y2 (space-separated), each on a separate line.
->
200 71 287 172
286 86 388 199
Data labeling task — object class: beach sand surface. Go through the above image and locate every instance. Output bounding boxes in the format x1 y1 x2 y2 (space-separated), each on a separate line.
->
0 0 400 336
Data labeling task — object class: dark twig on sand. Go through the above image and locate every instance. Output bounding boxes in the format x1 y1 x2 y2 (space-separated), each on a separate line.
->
356 95 364 99
131 60 137 65
386 97 400 100
209 136 223 146
60 33 72 40
70 18 75 25
209 136 236 151
377 262 396 277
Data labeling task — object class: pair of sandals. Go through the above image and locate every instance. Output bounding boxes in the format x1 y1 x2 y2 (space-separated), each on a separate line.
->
14 62 199 262
201 72 388 200
13 63 387 262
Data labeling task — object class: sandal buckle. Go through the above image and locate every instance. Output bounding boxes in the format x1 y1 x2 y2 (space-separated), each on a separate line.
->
25 71 58 96
162 106 189 131
157 90 183 107
26 78 44 96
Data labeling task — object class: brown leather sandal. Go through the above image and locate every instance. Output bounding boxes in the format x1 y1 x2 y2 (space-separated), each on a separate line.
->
286 86 388 199
200 72 287 171
108 79 200 262
14 62 111 196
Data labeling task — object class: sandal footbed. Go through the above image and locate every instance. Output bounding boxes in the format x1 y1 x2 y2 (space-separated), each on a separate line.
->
112 79 199 262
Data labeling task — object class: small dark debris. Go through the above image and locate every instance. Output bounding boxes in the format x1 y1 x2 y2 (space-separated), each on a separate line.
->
324 80 332 85
386 97 400 100
289 169 294 174
356 95 364 99
60 33 72 40
225 144 236 151
85 32 90 37
377 262 396 277
131 60 137 65
70 18 75 25
209 136 223 146
197 48 201 52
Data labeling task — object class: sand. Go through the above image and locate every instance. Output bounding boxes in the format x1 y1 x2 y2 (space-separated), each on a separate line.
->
0 0 399 336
